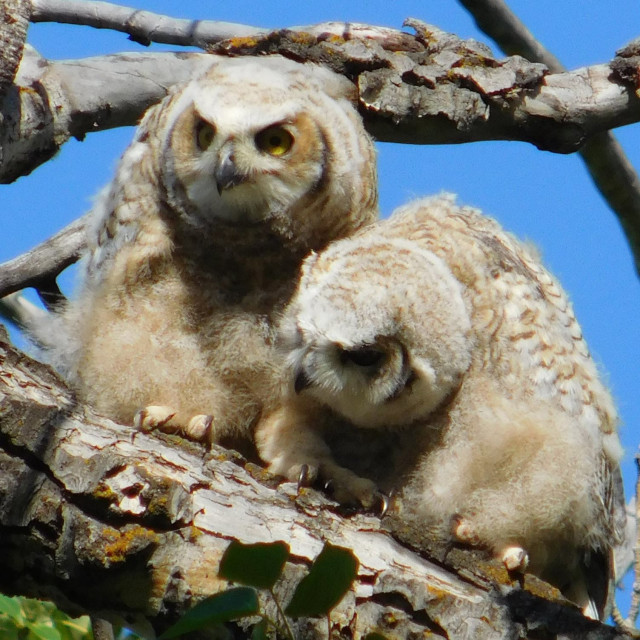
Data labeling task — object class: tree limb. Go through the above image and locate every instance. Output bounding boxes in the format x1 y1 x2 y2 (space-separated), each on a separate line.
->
0 0 30 97
0 213 88 303
5 24 640 187
1 46 215 183
29 0 263 47
0 330 632 640
458 0 640 277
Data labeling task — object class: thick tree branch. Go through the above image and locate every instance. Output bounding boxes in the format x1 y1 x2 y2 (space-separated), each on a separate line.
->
0 0 30 96
458 0 640 276
5 25 640 186
0 330 631 640
3 22 640 290
1 46 214 183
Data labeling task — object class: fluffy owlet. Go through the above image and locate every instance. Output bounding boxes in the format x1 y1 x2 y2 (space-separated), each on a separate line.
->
256 194 625 618
39 55 378 453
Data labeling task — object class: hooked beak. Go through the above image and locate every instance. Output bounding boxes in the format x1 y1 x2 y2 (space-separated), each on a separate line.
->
293 366 312 395
215 151 247 195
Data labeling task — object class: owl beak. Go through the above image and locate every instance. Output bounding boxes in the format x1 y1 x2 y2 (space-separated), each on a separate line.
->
215 153 246 195
293 366 312 394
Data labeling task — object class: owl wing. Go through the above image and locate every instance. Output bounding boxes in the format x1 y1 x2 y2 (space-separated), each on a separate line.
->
581 456 627 619
81 105 166 288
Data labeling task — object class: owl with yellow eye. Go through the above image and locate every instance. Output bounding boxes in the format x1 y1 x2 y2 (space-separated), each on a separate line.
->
40 55 378 453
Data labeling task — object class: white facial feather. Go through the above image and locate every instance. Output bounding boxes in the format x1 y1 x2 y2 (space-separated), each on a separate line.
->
284 236 473 427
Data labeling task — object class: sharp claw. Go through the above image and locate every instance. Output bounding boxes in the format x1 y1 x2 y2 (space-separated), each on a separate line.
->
133 409 148 431
298 464 310 489
324 478 334 493
377 492 390 517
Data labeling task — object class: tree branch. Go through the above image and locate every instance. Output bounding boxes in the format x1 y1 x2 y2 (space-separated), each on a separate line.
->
458 0 640 276
0 331 631 640
0 0 30 97
1 46 215 183
29 0 263 47
5 24 640 186
0 214 87 301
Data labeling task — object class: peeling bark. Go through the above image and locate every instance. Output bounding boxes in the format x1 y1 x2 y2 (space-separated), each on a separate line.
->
0 330 632 639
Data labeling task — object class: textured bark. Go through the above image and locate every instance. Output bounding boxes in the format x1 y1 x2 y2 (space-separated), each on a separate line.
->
0 0 31 97
4 22 640 184
0 329 632 640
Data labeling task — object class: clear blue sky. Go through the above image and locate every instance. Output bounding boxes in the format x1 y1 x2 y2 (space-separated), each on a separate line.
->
3 0 639 612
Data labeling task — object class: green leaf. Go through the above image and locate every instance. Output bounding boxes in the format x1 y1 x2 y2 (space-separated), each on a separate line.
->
26 621 62 640
159 587 259 639
219 541 289 590
0 594 24 623
0 618 20 640
285 543 358 618
363 634 389 640
250 618 269 640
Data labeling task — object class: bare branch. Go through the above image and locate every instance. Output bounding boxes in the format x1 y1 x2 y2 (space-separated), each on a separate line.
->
1 46 215 183
0 214 88 300
458 0 640 276
0 334 633 640
30 0 263 48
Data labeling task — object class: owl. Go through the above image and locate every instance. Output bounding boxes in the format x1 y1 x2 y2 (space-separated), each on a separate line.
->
256 194 626 618
38 55 378 453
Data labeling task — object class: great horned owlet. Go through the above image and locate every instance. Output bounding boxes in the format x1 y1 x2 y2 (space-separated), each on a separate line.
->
256 194 625 618
39 55 378 453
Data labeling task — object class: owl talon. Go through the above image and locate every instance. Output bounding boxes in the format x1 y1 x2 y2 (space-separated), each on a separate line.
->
134 405 177 433
298 464 311 489
501 546 529 573
184 414 214 442
377 492 390 517
451 515 480 546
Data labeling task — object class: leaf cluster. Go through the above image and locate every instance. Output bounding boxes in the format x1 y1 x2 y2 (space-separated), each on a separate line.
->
0 595 92 640
159 540 383 640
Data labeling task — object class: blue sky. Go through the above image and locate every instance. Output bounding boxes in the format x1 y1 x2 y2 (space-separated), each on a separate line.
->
3 0 639 612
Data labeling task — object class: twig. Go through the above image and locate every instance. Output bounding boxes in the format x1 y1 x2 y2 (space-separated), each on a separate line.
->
458 0 640 277
0 214 88 300
29 0 263 48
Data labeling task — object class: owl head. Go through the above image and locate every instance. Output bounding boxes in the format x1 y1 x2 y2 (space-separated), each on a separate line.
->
150 55 378 249
280 234 473 428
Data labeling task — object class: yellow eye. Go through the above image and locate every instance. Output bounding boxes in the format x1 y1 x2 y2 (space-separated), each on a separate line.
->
255 126 294 157
195 120 215 151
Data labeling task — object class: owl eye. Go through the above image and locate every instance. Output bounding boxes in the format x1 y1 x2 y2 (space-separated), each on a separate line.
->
255 125 294 157
195 120 216 151
340 347 386 369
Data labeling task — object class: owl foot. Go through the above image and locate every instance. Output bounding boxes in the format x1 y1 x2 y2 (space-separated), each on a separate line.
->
134 406 178 432
294 462 382 511
451 516 480 546
134 406 213 443
321 465 380 510
297 463 319 489
185 414 214 442
500 546 529 573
